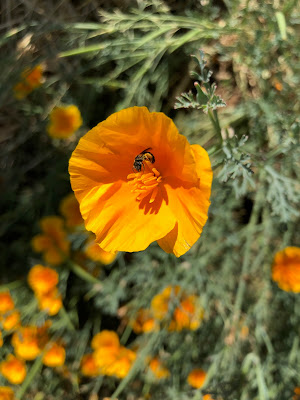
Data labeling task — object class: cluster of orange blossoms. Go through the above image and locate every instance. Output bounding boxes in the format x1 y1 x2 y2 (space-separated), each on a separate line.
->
13 65 43 99
0 290 65 391
131 285 203 334
272 247 300 293
28 265 62 315
80 330 136 379
0 386 15 400
31 216 70 266
0 291 20 334
47 105 82 139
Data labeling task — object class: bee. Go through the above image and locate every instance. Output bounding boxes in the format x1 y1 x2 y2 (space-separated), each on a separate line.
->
133 147 155 172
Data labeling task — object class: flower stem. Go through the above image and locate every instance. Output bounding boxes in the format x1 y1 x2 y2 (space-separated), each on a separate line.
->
67 261 101 284
208 109 223 144
16 355 43 399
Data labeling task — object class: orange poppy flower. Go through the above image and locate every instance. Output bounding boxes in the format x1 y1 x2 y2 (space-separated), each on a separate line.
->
1 310 20 331
37 288 63 316
130 309 157 334
84 235 117 265
43 342 66 367
69 107 212 257
59 193 83 228
171 295 204 331
0 292 14 314
272 247 300 292
28 265 59 295
12 324 49 360
13 65 43 99
293 387 300 400
31 216 70 265
48 105 82 139
0 331 3 347
0 355 26 384
91 330 120 350
80 354 99 377
187 368 207 389
148 357 170 379
0 386 15 400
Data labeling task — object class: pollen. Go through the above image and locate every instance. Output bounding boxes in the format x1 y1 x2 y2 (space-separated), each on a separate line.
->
127 161 162 203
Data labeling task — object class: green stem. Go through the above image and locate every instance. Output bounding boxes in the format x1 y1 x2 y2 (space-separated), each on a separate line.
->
59 306 76 331
208 109 223 144
16 356 43 399
232 186 264 324
67 261 101 284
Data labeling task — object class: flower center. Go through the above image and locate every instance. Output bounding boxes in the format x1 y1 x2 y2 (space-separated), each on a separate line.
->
127 161 162 203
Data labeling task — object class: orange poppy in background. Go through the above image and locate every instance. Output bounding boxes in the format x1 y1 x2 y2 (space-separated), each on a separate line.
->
0 386 14 400
42 342 66 367
59 193 83 228
13 65 43 100
272 247 300 293
69 107 212 257
31 216 70 265
48 105 82 139
187 368 207 389
0 355 26 384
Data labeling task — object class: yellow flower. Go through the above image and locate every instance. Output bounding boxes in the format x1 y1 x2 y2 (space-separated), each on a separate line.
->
80 354 99 377
69 107 212 257
13 65 43 99
31 216 70 265
91 330 120 350
105 347 136 379
37 288 62 316
59 193 83 228
130 309 157 334
187 368 207 389
151 286 203 331
48 105 82 139
28 265 58 295
0 292 14 314
1 310 20 331
12 324 49 361
272 247 300 292
0 355 26 384
84 235 117 265
43 342 66 367
148 357 170 379
0 386 15 400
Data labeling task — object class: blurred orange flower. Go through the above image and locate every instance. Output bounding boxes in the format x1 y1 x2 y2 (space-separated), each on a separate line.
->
0 386 14 400
59 193 83 228
0 331 3 347
293 387 300 400
187 368 207 389
0 292 14 314
13 65 43 99
69 107 212 257
149 357 170 379
37 288 62 316
151 286 203 331
84 236 117 265
272 247 300 292
43 342 66 367
130 309 157 334
48 105 82 139
1 310 20 331
12 325 49 360
91 330 120 350
80 354 99 377
0 355 26 384
28 265 58 295
32 216 70 265
101 347 136 379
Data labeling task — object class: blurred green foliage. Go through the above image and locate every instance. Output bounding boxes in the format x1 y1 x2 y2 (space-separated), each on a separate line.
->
0 0 299 399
